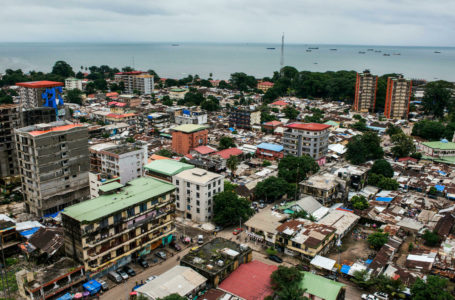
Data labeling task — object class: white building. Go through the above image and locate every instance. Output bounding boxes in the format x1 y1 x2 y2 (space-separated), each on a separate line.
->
173 168 224 222
65 78 83 91
175 111 208 125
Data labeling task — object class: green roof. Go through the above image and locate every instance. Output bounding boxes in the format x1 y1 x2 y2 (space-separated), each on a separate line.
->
324 120 339 127
172 124 208 133
144 159 194 176
299 272 345 300
422 155 455 165
99 181 124 193
62 177 175 222
170 88 187 92
421 141 455 150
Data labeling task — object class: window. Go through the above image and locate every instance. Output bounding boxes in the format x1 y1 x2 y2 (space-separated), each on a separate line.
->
196 208 200 213
187 190 190 194
127 207 135 217
176 180 179 185
208 207 211 212
196 200 200 206
187 182 190 188
150 198 158 206
196 185 200 191
196 192 200 198
208 184 211 189
208 200 211 205
208 192 211 197
140 203 147 212
218 187 221 192
187 205 191 210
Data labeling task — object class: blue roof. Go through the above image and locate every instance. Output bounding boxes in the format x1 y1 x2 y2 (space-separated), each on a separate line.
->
435 185 445 192
20 227 40 237
365 259 373 265
56 293 72 300
367 126 386 132
375 197 393 203
340 265 351 274
257 142 284 152
229 127 235 132
438 170 447 176
83 280 102 295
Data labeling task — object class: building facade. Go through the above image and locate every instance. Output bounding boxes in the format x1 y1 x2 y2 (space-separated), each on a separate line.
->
172 124 209 155
65 78 83 91
21 107 57 127
0 104 21 178
62 177 176 274
16 81 65 119
353 70 378 113
114 71 154 95
255 142 284 161
228 107 261 130
173 168 224 222
384 76 412 119
175 110 208 125
257 81 274 92
282 123 330 165
14 121 90 216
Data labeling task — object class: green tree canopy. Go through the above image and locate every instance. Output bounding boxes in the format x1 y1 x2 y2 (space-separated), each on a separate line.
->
230 72 257 91
278 155 319 184
346 132 384 164
270 266 308 300
283 105 300 120
422 81 454 119
218 136 236 150
201 95 220 111
351 195 369 210
226 155 240 177
0 90 14 104
155 149 174 158
367 231 389 250
157 294 187 300
370 159 394 178
422 230 440 247
411 275 453 300
213 190 254 227
412 120 446 141
368 173 399 190
182 91 204 106
385 123 403 136
391 132 416 158
52 60 74 78
254 176 293 202
162 96 173 106
66 88 83 105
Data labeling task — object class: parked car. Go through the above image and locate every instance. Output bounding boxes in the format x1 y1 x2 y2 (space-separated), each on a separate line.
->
116 269 129 280
296 264 310 271
259 203 266 209
268 255 283 263
155 251 167 259
122 265 136 277
170 241 182 251
233 228 243 235
324 274 338 281
137 257 149 268
374 292 389 300
98 280 109 291
214 226 223 232
361 294 377 300
146 275 157 282
107 271 122 284
197 235 204 244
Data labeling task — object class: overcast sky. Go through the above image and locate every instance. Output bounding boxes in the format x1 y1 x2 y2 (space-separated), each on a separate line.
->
1 0 454 46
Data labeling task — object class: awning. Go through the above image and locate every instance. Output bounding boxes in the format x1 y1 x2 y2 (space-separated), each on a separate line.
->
310 255 336 271
340 265 351 274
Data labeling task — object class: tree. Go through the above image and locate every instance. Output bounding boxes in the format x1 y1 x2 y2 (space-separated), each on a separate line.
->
270 266 308 300
85 82 96 94
125 137 135 143
0 90 14 104
391 132 416 158
226 155 240 177
351 270 375 290
155 149 174 158
370 159 394 178
165 79 179 87
351 195 369 210
351 120 369 132
254 176 292 202
218 136 236 150
162 96 173 106
411 275 453 300
66 88 83 105
412 120 446 141
182 91 204 106
368 174 399 190
367 231 389 250
147 69 160 81
278 155 319 184
224 180 238 193
422 230 440 247
157 294 187 300
422 81 454 119
262 160 272 167
52 60 74 77
266 247 278 256
201 95 220 111
346 132 384 164
283 105 300 120
385 123 403 136
230 72 257 91
213 191 254 227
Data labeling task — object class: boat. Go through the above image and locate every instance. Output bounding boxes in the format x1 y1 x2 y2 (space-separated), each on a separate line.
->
171 44 179 46
314 62 318 64
367 49 374 51
375 50 382 53
383 53 390 56
434 51 441 54
266 47 276 50
306 50 312 52
330 48 337 51
308 47 319 49
358 51 366 54
393 53 401 56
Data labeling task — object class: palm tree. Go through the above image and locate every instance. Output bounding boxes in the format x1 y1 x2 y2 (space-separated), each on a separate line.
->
226 155 239 178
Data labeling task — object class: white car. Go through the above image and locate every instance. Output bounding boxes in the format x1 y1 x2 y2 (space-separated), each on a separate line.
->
374 292 389 300
361 294 377 300
146 275 157 283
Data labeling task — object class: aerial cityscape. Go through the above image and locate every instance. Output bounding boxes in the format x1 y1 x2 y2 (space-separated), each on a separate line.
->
0 1 455 300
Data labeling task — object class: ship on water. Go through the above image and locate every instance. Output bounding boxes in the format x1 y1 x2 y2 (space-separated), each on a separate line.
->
266 47 276 50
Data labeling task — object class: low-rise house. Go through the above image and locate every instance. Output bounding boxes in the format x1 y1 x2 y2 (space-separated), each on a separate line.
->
369 236 402 276
300 271 346 300
317 210 360 239
406 253 436 272
244 209 287 245
144 159 194 182
300 173 349 206
255 142 284 161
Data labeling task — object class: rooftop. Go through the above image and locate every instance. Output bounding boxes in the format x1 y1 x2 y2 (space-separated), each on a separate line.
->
99 181 124 193
62 177 175 222
317 210 360 236
270 100 287 106
172 124 208 133
192 145 217 155
286 123 331 131
16 80 63 88
17 121 85 136
218 261 277 300
144 159 194 176
174 168 222 184
422 141 455 150
244 209 287 234
299 272 345 300
214 147 243 159
257 142 284 152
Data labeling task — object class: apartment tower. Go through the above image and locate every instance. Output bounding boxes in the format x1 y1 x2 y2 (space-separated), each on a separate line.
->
353 70 378 113
384 75 412 119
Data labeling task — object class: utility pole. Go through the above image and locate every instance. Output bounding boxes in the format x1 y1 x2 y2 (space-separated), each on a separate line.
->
280 33 285 70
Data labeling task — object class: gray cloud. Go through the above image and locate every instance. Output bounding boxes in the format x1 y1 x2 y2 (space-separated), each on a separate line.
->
0 0 453 46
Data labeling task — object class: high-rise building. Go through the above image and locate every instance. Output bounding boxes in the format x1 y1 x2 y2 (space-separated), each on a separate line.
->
62 177 176 273
0 104 21 178
353 70 378 112
114 71 154 95
16 81 65 119
21 107 57 127
173 168 224 222
172 124 209 155
228 107 261 130
282 123 331 166
65 77 83 91
14 121 90 216
384 75 412 119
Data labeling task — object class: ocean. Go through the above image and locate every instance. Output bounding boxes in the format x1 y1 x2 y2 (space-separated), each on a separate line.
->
0 42 454 81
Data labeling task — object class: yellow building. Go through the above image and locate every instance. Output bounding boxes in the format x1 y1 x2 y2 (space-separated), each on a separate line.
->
62 177 176 274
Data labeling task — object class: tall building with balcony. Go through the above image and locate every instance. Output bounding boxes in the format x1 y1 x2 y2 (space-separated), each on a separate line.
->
114 71 154 95
65 77 83 91
0 104 21 178
14 121 90 217
384 75 412 119
282 123 330 165
172 124 209 155
353 70 378 113
228 107 261 130
175 109 208 125
61 177 176 274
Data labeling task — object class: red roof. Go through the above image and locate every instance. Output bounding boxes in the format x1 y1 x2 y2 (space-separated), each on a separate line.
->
106 92 119 97
214 148 243 159
397 157 418 163
263 120 283 126
218 261 277 300
286 123 331 131
16 81 63 88
185 154 194 160
259 81 274 86
270 100 288 106
193 145 216 155
108 101 126 107
28 124 83 136
106 113 136 119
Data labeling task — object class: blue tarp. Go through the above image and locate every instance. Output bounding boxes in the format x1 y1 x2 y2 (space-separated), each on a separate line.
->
438 171 447 176
229 127 235 132
365 259 373 265
435 185 445 192
56 293 72 300
341 265 351 274
83 280 102 295
20 227 40 237
257 142 283 152
43 210 61 219
375 197 393 203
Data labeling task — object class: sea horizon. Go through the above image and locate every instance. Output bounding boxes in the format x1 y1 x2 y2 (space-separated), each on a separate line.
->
1 42 454 81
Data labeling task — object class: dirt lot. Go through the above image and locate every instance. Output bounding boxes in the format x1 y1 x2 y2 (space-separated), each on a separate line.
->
328 226 376 263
